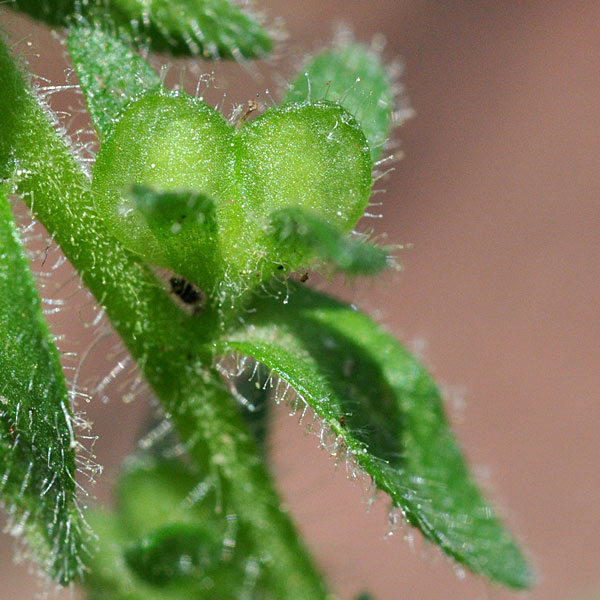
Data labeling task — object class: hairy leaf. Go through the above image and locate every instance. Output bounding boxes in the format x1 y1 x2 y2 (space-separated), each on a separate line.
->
270 206 389 274
106 0 273 58
5 0 96 25
218 283 533 589
0 185 84 583
10 0 273 58
285 41 396 160
231 361 272 451
67 24 162 141
126 184 221 284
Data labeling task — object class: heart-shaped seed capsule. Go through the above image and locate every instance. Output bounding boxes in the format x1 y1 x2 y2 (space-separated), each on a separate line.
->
92 92 372 294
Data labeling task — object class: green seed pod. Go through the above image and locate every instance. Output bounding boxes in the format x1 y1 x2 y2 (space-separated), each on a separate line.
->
92 91 372 300
237 101 372 271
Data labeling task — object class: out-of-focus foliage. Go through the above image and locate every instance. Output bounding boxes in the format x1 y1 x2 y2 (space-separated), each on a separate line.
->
10 0 273 58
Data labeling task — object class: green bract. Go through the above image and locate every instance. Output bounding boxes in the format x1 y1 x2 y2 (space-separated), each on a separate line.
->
218 283 534 589
67 24 162 142
92 92 372 301
269 207 390 275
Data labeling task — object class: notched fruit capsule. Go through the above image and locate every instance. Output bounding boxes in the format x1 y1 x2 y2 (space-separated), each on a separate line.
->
92 92 373 301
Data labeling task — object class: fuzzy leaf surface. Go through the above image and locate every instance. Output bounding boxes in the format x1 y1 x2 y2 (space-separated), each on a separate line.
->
218 283 533 589
106 0 273 58
126 184 221 281
67 24 162 141
231 361 272 451
270 207 389 274
0 185 84 583
10 0 273 58
285 41 396 160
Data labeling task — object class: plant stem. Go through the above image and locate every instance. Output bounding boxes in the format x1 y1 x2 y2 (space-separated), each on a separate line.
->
172 370 331 599
0 34 330 599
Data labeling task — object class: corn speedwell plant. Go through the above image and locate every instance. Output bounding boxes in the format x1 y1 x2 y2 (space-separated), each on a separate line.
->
0 1 533 598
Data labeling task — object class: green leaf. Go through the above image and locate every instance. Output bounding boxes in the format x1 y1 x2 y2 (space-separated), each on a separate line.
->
117 459 251 591
285 41 397 161
270 206 389 275
126 184 221 285
217 283 533 589
116 458 213 539
4 0 78 26
10 0 273 58
67 24 162 141
0 185 85 584
124 522 223 586
108 0 274 58
231 361 272 451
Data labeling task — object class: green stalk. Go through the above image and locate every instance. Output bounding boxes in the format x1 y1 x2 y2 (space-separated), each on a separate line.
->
172 374 332 599
0 35 329 599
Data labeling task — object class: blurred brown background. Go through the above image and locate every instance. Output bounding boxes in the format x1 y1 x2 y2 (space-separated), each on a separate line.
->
1 1 599 598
